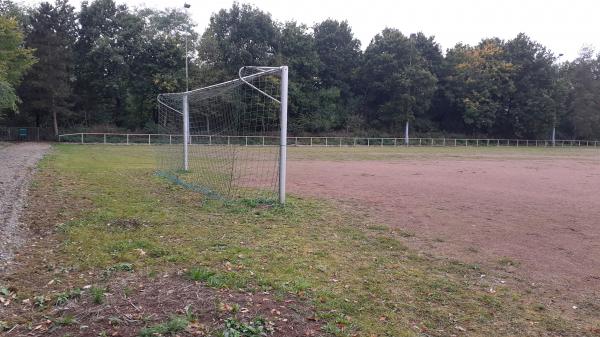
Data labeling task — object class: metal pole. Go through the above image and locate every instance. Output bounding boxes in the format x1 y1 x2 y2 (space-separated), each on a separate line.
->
184 3 190 92
404 121 409 145
81 133 83 144
183 94 189 171
279 66 288 204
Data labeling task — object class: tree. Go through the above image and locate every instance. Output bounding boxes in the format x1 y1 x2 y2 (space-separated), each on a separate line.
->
445 39 515 134
499 33 558 138
198 3 279 80
276 21 324 132
18 0 77 135
74 0 134 126
564 48 600 139
360 28 437 132
0 16 36 118
313 20 361 92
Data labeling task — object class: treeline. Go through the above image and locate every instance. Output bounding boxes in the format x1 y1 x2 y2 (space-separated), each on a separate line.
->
1 0 599 139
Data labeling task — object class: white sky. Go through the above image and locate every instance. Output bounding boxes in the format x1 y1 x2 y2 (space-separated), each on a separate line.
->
21 0 600 60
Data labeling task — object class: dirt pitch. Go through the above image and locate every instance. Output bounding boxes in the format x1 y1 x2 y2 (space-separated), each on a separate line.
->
287 147 600 308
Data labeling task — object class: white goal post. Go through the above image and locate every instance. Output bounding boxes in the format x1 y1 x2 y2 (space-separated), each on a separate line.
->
156 66 288 204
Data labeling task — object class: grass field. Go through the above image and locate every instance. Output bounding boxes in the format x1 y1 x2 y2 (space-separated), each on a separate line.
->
2 144 599 336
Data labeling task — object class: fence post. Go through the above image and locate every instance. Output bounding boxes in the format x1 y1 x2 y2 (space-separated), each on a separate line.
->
148 134 151 145
126 134 129 145
325 138 328 147
394 138 397 146
295 137 298 146
104 134 107 144
368 138 370 147
310 137 313 146
81 133 84 144
354 138 357 147
419 138 422 146
339 138 342 147
262 136 265 146
381 138 384 147
169 135 172 144
245 136 248 146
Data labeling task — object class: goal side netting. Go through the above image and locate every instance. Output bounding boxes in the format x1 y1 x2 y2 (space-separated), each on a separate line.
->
155 66 288 203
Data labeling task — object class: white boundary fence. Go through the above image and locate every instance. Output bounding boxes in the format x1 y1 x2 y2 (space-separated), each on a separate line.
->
58 133 600 148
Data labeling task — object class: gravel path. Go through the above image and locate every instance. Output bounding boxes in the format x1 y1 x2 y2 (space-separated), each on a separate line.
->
0 142 50 271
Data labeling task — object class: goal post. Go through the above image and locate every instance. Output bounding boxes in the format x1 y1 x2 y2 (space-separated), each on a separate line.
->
157 66 288 204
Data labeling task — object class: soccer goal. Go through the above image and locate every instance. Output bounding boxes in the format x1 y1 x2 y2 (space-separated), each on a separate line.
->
156 66 288 204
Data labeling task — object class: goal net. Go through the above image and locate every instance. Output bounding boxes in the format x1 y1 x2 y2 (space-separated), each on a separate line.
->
156 66 288 203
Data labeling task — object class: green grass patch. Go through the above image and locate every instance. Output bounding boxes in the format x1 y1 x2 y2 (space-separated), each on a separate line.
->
139 316 188 337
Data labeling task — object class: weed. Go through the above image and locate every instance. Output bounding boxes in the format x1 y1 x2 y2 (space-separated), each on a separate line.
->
90 287 105 304
187 267 215 282
54 314 76 326
219 317 272 337
110 262 134 272
122 286 133 298
55 292 69 306
0 287 10 296
34 295 47 308
138 316 188 337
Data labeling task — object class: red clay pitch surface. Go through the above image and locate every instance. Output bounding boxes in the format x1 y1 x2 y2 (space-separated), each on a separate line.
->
287 149 600 303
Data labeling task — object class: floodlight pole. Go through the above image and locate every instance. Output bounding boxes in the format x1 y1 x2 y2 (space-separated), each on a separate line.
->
552 53 564 147
183 93 189 171
184 3 190 92
279 66 288 204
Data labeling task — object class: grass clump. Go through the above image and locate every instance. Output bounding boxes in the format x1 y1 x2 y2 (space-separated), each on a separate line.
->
90 287 106 304
187 267 215 282
138 316 188 337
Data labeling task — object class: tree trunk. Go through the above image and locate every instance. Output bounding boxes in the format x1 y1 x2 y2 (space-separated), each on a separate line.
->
53 110 58 136
52 95 58 136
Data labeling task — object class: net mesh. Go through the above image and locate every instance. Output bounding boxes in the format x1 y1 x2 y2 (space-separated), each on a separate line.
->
156 67 282 201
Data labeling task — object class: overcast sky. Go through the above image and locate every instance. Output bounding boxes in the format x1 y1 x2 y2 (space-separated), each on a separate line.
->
22 0 600 60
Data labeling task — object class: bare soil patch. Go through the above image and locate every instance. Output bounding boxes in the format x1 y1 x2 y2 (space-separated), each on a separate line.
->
2 271 323 337
288 153 600 310
0 142 50 271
